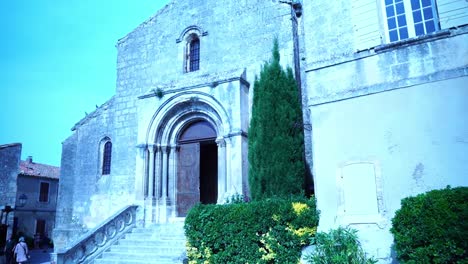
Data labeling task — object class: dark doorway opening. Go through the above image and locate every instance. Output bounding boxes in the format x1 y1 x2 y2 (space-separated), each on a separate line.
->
177 121 218 216
200 142 218 204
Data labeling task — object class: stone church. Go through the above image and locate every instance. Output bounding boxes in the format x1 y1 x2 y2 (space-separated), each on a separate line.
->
53 0 468 262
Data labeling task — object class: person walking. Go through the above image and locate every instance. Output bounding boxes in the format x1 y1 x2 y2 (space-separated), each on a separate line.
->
4 235 15 264
13 237 29 264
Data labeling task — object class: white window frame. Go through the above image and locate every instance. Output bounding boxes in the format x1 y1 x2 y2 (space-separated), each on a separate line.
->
380 0 440 43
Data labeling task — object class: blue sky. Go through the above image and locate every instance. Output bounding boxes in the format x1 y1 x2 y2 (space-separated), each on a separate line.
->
0 0 169 166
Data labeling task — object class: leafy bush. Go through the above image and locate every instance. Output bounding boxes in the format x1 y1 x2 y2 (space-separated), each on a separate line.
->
185 196 319 264
305 227 377 264
391 186 468 263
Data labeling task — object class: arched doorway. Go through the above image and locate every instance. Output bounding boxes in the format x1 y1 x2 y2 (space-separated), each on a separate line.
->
177 120 218 216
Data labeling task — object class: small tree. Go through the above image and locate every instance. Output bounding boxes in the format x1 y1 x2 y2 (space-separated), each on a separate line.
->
248 39 305 200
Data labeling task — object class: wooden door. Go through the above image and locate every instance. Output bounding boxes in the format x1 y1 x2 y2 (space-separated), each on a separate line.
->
177 143 200 216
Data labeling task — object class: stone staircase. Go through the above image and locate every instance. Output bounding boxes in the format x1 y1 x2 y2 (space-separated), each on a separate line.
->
94 219 187 264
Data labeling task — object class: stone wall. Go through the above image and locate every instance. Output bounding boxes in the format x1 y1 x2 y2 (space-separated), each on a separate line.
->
15 174 59 239
55 0 299 240
301 0 468 262
0 143 21 239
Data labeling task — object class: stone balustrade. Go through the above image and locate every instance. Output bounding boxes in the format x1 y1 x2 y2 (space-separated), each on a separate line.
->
52 205 138 264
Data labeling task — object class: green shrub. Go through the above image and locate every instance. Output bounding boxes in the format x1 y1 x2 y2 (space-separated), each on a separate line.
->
305 227 377 264
248 39 306 200
185 196 319 264
391 186 468 263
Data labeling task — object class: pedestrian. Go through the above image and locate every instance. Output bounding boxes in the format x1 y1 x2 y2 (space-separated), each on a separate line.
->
4 235 15 264
13 237 29 264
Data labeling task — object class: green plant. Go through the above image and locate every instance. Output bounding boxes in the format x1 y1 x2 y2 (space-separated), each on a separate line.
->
154 87 164 98
391 186 468 263
248 39 305 200
305 227 377 264
224 193 245 204
185 196 319 264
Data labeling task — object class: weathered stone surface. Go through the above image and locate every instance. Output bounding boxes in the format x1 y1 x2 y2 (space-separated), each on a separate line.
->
54 0 298 247
54 0 468 263
301 1 468 262
0 143 21 238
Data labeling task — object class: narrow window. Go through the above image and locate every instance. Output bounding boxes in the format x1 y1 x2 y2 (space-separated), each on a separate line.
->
383 0 439 42
102 141 112 175
187 37 200 72
39 182 49 202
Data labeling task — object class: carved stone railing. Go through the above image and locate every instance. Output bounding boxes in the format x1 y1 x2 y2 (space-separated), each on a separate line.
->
53 205 138 264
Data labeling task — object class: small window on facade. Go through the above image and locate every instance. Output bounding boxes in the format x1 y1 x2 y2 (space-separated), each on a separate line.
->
384 0 438 42
102 141 112 175
39 182 49 202
186 36 200 72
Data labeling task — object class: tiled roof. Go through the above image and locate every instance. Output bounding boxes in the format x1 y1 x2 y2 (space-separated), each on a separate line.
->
0 143 21 149
19 159 60 179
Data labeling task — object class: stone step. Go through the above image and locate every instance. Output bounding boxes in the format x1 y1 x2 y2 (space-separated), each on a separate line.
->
101 250 183 260
95 221 187 264
127 231 185 238
110 244 185 253
118 239 185 247
131 226 185 234
94 257 177 264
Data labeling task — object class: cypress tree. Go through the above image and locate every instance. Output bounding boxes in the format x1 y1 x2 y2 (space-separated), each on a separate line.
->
248 39 305 200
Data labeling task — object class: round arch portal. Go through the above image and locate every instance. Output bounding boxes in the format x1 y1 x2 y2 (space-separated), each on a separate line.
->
143 93 229 221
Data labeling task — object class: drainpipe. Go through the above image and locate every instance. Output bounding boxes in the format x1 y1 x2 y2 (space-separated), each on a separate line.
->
280 0 303 97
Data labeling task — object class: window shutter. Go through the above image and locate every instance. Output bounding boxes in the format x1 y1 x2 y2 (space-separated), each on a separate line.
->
437 0 468 29
352 0 382 51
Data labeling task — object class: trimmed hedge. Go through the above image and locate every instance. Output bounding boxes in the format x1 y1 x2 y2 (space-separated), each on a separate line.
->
391 186 468 263
184 196 319 264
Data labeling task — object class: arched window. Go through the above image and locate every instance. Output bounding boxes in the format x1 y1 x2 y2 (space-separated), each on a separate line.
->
102 141 112 175
186 35 200 72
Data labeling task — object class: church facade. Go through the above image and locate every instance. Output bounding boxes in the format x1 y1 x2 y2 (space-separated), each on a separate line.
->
53 0 468 262
53 0 298 250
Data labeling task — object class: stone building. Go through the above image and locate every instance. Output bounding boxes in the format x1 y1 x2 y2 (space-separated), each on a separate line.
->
0 143 22 244
53 0 468 262
15 156 60 245
0 145 59 248
53 0 298 249
301 0 468 261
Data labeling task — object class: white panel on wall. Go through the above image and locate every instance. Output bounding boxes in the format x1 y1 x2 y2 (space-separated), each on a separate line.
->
342 163 379 215
437 0 468 29
352 0 382 51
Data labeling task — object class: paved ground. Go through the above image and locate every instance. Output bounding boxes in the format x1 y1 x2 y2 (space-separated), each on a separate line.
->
0 248 53 264
29 248 53 264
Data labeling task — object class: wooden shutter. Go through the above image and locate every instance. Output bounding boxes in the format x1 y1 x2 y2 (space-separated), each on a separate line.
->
437 0 468 29
352 0 382 51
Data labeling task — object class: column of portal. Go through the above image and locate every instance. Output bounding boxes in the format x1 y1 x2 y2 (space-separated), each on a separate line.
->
225 137 233 197
153 145 162 223
154 145 162 199
216 138 227 203
147 145 155 199
159 145 169 222
168 145 179 219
